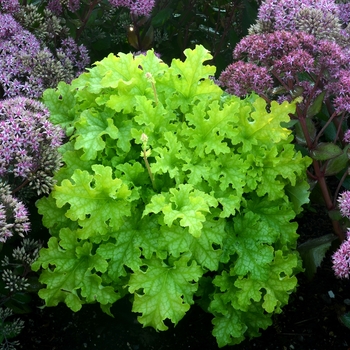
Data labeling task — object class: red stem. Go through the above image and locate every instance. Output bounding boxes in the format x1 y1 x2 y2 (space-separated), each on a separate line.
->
75 0 101 41
297 106 345 241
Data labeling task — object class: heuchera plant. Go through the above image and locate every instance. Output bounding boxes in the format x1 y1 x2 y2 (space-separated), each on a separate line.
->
32 45 311 347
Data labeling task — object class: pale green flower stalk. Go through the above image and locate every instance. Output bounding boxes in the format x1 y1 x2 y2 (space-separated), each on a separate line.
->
141 133 155 189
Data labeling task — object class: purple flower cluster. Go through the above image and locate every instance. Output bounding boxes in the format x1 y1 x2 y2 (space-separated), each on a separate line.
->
338 3 350 26
0 0 20 14
219 61 273 97
47 0 80 15
109 0 155 17
219 5 350 113
257 0 340 32
233 31 317 65
220 0 350 99
57 37 90 73
337 191 350 219
220 30 345 100
344 129 350 144
0 12 90 99
0 13 43 98
0 182 30 243
332 191 350 278
327 69 350 113
0 97 64 194
332 231 350 279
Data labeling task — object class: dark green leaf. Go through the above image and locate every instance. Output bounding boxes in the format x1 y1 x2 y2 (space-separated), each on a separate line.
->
311 143 343 161
141 25 154 50
298 234 337 280
325 145 350 176
339 311 350 329
152 7 173 27
127 26 139 49
295 119 316 145
307 92 325 118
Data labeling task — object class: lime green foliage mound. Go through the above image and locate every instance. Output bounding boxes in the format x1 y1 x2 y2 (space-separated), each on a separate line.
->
33 45 311 347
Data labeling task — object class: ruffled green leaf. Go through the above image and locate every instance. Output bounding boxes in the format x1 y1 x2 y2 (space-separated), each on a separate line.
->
43 81 77 135
74 109 119 161
128 254 203 330
32 228 119 311
144 184 218 237
53 165 132 238
158 45 222 112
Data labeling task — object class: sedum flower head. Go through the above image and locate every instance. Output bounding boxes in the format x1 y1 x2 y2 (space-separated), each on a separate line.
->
337 190 350 219
11 238 42 266
0 182 30 242
220 31 318 98
343 129 350 143
255 0 339 33
0 0 20 14
46 0 80 15
14 5 70 44
250 0 350 49
232 31 317 67
0 308 24 349
0 307 24 349
332 190 350 279
338 2 350 26
332 230 350 278
220 29 348 106
2 269 30 292
295 7 342 42
0 97 64 195
0 13 43 98
219 61 273 97
57 37 90 73
0 12 89 99
328 69 350 113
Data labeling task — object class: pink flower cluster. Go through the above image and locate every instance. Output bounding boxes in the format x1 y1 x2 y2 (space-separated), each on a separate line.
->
0 13 90 98
0 0 20 14
0 182 30 243
220 30 347 101
338 191 350 220
57 38 90 73
333 191 350 278
47 0 80 15
0 97 63 184
332 232 350 279
219 61 273 97
257 0 339 32
219 0 350 114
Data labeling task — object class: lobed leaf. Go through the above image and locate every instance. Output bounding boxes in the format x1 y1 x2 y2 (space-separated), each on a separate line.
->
74 109 119 161
128 254 203 330
43 82 77 135
32 228 119 311
158 45 222 112
144 184 218 237
53 165 132 238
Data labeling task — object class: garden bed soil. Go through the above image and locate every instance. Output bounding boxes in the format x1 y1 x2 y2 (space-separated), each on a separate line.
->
17 208 350 350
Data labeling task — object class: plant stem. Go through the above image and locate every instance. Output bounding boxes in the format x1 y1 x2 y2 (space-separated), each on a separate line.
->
298 107 345 241
76 0 101 41
143 149 155 190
